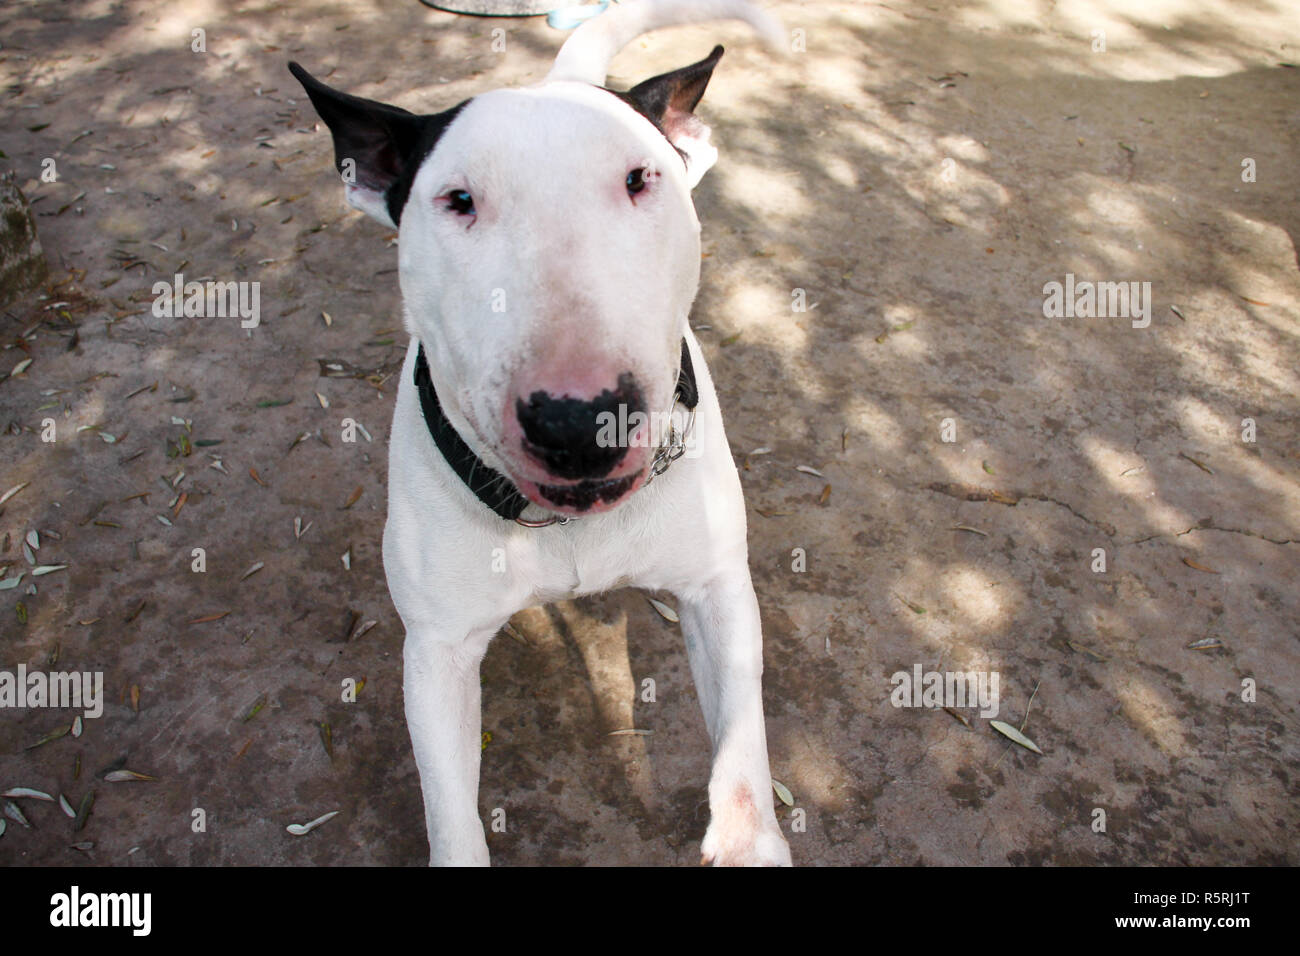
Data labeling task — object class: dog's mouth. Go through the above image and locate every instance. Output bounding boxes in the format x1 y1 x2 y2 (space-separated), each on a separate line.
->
513 469 644 516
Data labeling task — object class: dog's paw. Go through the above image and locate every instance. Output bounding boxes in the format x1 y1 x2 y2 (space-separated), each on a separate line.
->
699 781 792 867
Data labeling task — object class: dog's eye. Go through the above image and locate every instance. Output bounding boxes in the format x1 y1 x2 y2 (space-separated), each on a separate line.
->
444 189 475 216
625 167 647 198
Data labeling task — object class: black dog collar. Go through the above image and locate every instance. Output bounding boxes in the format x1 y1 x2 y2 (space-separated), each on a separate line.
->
413 340 699 522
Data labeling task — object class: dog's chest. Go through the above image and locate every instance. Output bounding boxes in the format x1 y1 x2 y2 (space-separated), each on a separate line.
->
507 522 655 604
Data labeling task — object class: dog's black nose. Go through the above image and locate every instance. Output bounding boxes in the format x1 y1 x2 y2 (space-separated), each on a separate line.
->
516 374 645 479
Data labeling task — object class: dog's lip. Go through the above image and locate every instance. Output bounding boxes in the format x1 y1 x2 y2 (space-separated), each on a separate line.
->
513 469 645 515
495 445 650 494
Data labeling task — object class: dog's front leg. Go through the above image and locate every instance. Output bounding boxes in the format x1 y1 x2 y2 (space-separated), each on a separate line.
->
403 628 493 866
676 567 792 866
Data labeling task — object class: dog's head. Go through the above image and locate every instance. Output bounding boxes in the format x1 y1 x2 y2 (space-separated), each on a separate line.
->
290 4 776 516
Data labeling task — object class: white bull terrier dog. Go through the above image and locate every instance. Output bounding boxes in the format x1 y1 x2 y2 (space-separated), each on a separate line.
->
290 0 791 866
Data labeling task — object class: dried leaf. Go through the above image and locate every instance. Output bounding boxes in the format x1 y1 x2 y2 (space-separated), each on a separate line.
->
607 729 654 737
894 593 926 615
943 707 972 728
341 548 351 570
0 482 30 506
990 719 1043 755
1182 557 1219 574
71 714 83 737
1187 637 1224 650
242 695 267 722
285 810 339 835
103 769 155 782
342 485 363 509
316 392 329 408
4 801 31 827
188 611 230 624
1179 451 1213 475
1066 640 1108 662
73 790 95 831
25 530 39 550
239 561 264 582
755 508 794 518
952 525 988 536
795 464 824 477
647 597 679 623
2 787 53 801
130 684 141 713
59 794 76 818
25 724 70 750
818 484 832 505
771 779 794 807
318 721 333 760
249 468 267 487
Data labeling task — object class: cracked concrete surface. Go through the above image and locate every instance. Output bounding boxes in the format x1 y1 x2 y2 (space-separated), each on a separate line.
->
0 0 1297 866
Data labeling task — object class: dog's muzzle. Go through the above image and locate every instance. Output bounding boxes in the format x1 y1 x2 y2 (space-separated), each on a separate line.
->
515 374 645 481
413 340 698 527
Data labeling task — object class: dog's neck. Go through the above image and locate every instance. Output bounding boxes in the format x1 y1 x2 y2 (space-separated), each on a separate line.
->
412 339 699 524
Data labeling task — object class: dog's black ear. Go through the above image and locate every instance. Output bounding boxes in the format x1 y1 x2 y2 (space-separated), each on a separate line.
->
622 45 724 188
288 62 464 227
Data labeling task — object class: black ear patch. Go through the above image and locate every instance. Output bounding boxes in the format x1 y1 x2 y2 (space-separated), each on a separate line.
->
617 45 724 147
288 62 467 226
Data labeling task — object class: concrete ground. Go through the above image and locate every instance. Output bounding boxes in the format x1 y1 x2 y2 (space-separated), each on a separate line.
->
1 0 1297 866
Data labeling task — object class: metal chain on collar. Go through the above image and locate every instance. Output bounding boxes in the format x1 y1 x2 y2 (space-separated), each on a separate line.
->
642 404 696 487
514 393 696 528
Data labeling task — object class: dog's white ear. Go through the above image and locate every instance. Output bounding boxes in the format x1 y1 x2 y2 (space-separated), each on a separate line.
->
288 62 464 228
622 45 725 188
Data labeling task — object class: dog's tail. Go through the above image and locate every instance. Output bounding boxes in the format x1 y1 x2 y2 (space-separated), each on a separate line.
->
546 0 783 85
